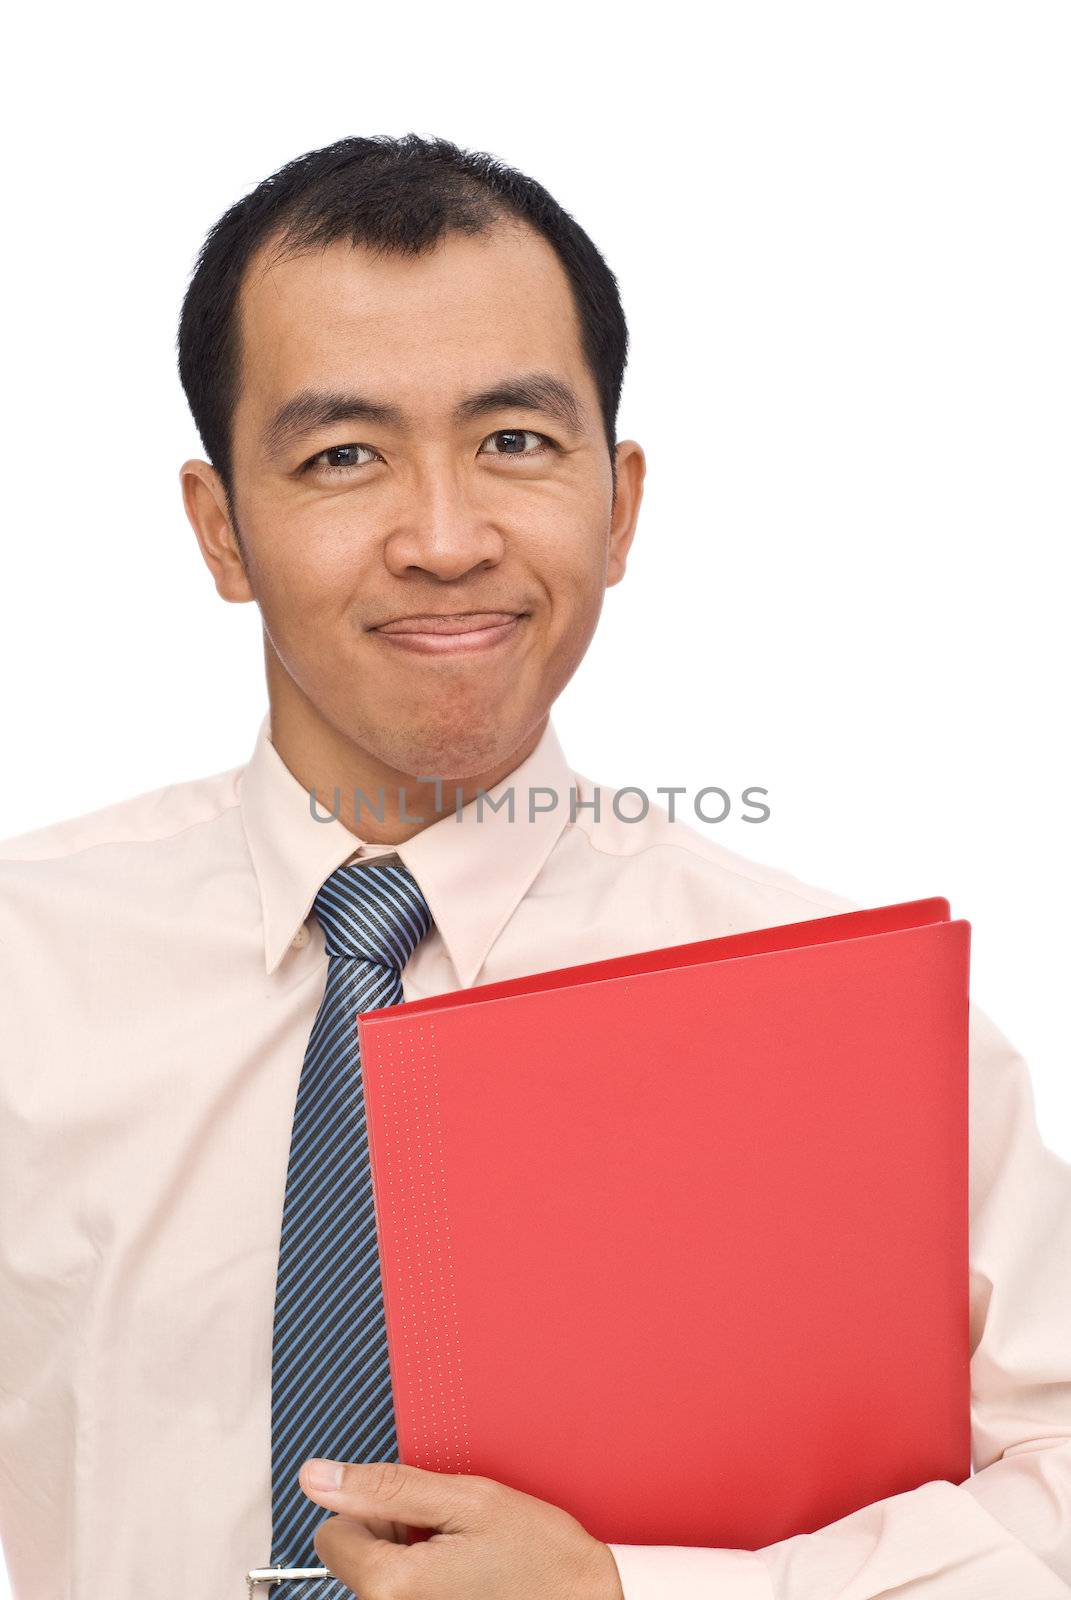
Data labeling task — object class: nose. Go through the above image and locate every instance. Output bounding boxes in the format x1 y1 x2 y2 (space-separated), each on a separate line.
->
382 462 506 582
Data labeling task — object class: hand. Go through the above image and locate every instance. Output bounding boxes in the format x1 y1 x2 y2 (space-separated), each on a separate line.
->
298 1455 626 1600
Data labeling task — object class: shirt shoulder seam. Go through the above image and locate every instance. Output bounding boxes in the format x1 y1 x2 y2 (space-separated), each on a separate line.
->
0 791 244 865
571 824 848 914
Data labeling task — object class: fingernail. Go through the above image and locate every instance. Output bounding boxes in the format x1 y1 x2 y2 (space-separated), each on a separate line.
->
304 1458 344 1490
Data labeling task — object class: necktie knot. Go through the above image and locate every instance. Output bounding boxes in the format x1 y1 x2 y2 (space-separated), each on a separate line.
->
313 858 433 969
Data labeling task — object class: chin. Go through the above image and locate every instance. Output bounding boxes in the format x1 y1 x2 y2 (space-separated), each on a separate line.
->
368 712 534 784
387 736 513 784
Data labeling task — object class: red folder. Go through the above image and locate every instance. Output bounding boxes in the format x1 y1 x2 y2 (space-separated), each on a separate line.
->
356 897 971 1550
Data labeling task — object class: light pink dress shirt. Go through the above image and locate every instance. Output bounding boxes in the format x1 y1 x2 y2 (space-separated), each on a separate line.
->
1 712 1069 1600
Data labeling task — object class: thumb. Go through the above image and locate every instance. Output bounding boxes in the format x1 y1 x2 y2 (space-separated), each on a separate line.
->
300 1457 476 1532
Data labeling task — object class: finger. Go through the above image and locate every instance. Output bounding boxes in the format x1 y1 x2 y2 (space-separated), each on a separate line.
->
313 1508 405 1544
301 1458 479 1533
313 1513 401 1592
300 1466 407 1543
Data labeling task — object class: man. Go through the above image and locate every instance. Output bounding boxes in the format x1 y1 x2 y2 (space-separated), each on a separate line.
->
0 133 1068 1600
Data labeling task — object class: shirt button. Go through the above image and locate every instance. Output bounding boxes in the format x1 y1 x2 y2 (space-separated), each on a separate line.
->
291 923 311 950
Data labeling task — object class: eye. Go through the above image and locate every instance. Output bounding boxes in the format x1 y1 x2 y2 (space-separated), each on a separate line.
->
479 429 556 459
302 443 382 476
299 429 557 478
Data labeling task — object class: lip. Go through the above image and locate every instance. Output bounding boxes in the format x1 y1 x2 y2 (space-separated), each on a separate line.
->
371 611 528 655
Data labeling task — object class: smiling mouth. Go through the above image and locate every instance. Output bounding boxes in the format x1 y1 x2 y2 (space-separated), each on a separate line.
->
370 611 529 655
374 611 525 635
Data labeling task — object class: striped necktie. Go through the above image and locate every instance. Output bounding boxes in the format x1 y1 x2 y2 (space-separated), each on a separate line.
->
268 858 433 1594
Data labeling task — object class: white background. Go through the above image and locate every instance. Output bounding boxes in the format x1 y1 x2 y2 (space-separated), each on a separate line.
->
1 4 1068 1592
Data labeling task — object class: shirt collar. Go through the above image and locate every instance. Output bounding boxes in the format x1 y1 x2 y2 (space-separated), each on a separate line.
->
238 709 575 986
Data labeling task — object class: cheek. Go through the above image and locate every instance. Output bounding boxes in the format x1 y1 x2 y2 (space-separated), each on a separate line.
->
538 555 609 684
253 562 331 652
246 514 368 629
541 531 609 623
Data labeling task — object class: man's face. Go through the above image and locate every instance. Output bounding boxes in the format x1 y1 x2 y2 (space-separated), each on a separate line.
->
191 218 642 781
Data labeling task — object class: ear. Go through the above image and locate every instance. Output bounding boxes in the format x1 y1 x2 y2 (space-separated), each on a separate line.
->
606 440 645 587
179 459 256 603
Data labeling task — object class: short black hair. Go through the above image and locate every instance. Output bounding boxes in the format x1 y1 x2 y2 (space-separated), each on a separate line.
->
176 133 629 514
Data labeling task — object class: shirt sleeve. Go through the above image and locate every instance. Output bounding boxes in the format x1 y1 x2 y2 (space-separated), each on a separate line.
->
606 1001 1071 1599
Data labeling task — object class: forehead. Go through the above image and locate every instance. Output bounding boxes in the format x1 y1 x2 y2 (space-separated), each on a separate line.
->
233 219 591 427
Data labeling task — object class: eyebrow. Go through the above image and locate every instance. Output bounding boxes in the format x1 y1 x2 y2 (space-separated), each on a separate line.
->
262 371 587 460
